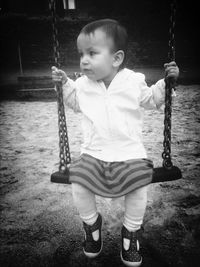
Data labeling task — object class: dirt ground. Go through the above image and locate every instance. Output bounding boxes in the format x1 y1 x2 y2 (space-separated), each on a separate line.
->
0 79 200 266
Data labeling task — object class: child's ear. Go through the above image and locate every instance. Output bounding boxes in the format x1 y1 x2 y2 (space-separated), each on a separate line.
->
113 50 124 67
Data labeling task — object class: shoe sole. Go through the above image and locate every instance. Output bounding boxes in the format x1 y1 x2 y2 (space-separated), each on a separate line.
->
120 251 142 267
83 240 103 258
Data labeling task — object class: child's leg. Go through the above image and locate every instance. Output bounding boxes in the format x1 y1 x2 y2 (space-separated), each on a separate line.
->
72 183 102 258
123 185 148 252
124 185 148 232
121 185 148 266
72 183 98 226
72 182 100 241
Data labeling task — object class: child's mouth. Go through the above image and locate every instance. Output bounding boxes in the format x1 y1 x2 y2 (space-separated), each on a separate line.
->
83 69 92 74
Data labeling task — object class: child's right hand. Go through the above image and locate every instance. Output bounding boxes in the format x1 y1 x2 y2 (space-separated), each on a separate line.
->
51 66 68 85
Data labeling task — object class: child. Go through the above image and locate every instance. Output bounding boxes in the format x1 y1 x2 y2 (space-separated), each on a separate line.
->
52 19 179 267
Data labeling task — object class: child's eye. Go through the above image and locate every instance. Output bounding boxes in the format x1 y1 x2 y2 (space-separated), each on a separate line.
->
89 51 96 56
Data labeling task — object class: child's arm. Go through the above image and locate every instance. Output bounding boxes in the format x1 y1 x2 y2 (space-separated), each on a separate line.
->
51 66 81 113
140 61 179 109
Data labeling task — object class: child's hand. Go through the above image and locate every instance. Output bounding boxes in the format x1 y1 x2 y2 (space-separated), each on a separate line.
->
164 61 179 81
51 66 68 85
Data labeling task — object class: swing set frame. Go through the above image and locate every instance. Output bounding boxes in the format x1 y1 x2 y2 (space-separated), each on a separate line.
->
49 0 182 184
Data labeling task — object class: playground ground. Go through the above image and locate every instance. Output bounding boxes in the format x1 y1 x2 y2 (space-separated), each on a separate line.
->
0 67 200 267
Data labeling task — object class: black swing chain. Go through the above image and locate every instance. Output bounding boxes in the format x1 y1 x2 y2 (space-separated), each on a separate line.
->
162 0 177 169
49 0 71 173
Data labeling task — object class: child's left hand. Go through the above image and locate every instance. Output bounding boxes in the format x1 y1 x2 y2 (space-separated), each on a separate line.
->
164 61 179 81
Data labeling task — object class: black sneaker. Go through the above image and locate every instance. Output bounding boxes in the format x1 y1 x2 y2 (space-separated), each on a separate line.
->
120 225 142 267
82 213 103 258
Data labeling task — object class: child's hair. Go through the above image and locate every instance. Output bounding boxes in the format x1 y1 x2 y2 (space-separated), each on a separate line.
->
80 19 128 68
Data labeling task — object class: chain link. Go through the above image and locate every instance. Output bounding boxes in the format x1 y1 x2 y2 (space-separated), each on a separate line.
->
49 0 71 173
168 0 176 62
162 0 177 169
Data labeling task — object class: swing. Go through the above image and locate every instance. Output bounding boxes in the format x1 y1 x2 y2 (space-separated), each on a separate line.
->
49 0 182 185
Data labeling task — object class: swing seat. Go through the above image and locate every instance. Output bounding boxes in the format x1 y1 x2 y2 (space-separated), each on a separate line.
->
51 169 71 184
50 165 182 185
152 166 182 183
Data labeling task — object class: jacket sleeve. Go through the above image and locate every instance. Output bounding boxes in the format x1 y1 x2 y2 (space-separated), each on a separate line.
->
62 78 81 113
139 74 175 110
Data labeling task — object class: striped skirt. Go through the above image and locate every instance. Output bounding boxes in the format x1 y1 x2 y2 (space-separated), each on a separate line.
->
70 154 153 198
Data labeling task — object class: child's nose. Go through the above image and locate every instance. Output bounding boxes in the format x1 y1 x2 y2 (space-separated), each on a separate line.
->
81 55 89 65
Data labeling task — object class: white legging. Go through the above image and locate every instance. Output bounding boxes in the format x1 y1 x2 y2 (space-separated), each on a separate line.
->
72 183 148 232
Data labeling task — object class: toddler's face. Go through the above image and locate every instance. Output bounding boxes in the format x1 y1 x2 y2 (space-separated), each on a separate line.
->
77 29 116 83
